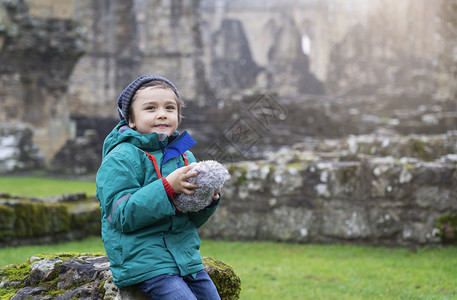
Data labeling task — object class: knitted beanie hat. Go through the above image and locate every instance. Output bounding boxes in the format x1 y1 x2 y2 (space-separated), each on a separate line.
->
117 75 179 122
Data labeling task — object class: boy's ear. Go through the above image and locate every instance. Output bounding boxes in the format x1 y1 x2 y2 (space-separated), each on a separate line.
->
128 118 136 129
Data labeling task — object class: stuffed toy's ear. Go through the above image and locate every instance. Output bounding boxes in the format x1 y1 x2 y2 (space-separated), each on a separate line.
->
173 160 230 213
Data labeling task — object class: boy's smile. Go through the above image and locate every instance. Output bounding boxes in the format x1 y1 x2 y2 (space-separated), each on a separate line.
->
128 87 179 136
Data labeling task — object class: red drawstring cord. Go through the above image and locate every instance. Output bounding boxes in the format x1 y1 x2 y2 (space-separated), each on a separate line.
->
182 152 189 166
144 151 162 178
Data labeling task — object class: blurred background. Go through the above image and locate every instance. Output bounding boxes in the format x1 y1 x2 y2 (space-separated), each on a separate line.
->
0 0 455 175
1 3 456 298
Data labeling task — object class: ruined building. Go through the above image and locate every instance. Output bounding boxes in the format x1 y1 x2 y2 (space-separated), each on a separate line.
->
0 0 456 247
0 0 456 173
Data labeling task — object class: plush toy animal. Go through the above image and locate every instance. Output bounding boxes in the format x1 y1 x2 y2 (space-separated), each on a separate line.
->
174 160 230 213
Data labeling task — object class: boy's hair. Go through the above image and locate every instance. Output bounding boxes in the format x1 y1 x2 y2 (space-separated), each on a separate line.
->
129 80 184 124
117 75 184 124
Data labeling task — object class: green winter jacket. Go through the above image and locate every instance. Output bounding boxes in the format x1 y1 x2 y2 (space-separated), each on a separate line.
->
96 121 218 288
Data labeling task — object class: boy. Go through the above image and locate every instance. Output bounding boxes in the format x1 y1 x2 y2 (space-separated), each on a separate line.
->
96 75 221 299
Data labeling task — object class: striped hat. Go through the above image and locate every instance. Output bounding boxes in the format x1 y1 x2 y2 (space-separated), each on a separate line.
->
117 75 179 122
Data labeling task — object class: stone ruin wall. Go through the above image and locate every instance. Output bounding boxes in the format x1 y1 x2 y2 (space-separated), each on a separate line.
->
200 0 447 96
0 0 456 245
65 0 206 119
1 0 454 169
25 0 205 117
0 0 205 167
1 132 456 247
0 0 83 165
199 132 457 246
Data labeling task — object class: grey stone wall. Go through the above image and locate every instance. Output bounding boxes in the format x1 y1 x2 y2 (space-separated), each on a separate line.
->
1 0 205 166
1 133 455 247
199 133 457 246
67 0 205 118
1 0 455 172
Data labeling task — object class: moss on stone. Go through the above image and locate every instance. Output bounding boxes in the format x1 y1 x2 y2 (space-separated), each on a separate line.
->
0 261 31 283
436 215 457 244
335 163 359 183
34 252 105 261
0 261 30 297
0 204 15 239
0 195 102 245
98 279 107 298
402 162 414 170
8 200 71 238
68 204 101 236
286 162 303 169
237 172 248 184
2 254 239 299
412 139 433 162
0 291 16 298
203 257 241 300
0 252 105 298
227 164 248 185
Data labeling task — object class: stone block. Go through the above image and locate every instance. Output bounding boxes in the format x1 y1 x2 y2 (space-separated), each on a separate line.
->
270 165 305 197
199 207 260 240
369 157 413 200
257 207 316 242
412 162 455 185
321 202 371 239
0 124 44 173
368 208 402 239
306 161 361 200
400 210 442 244
414 186 455 211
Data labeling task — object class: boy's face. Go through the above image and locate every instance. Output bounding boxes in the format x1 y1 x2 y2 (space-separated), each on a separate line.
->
128 87 179 136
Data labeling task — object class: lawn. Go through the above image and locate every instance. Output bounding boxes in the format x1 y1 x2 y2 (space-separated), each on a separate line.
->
0 177 456 299
0 238 455 299
0 176 96 198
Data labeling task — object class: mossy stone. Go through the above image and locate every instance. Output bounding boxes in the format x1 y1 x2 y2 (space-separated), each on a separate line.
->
0 204 15 239
13 201 70 238
0 252 105 298
203 256 241 300
436 215 457 244
1 254 240 299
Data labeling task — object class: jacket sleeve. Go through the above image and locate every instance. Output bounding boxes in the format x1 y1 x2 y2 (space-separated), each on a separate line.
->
183 151 220 228
96 149 175 233
187 198 220 228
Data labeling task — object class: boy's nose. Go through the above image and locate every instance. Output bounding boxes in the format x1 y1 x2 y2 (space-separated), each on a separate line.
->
157 108 167 118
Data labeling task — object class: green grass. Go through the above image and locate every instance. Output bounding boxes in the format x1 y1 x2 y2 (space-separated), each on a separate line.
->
1 238 456 299
0 177 456 299
200 240 457 300
0 176 96 198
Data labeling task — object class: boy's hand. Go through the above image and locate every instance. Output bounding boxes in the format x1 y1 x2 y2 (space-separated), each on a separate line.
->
212 189 221 201
166 164 199 195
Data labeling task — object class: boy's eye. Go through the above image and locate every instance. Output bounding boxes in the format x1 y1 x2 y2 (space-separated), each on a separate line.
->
166 105 176 110
146 106 155 110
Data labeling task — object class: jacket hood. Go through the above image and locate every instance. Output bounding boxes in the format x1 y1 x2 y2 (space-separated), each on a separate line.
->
102 121 196 161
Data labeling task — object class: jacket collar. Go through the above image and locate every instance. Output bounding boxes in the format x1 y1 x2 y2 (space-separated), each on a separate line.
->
102 120 196 161
162 130 196 165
